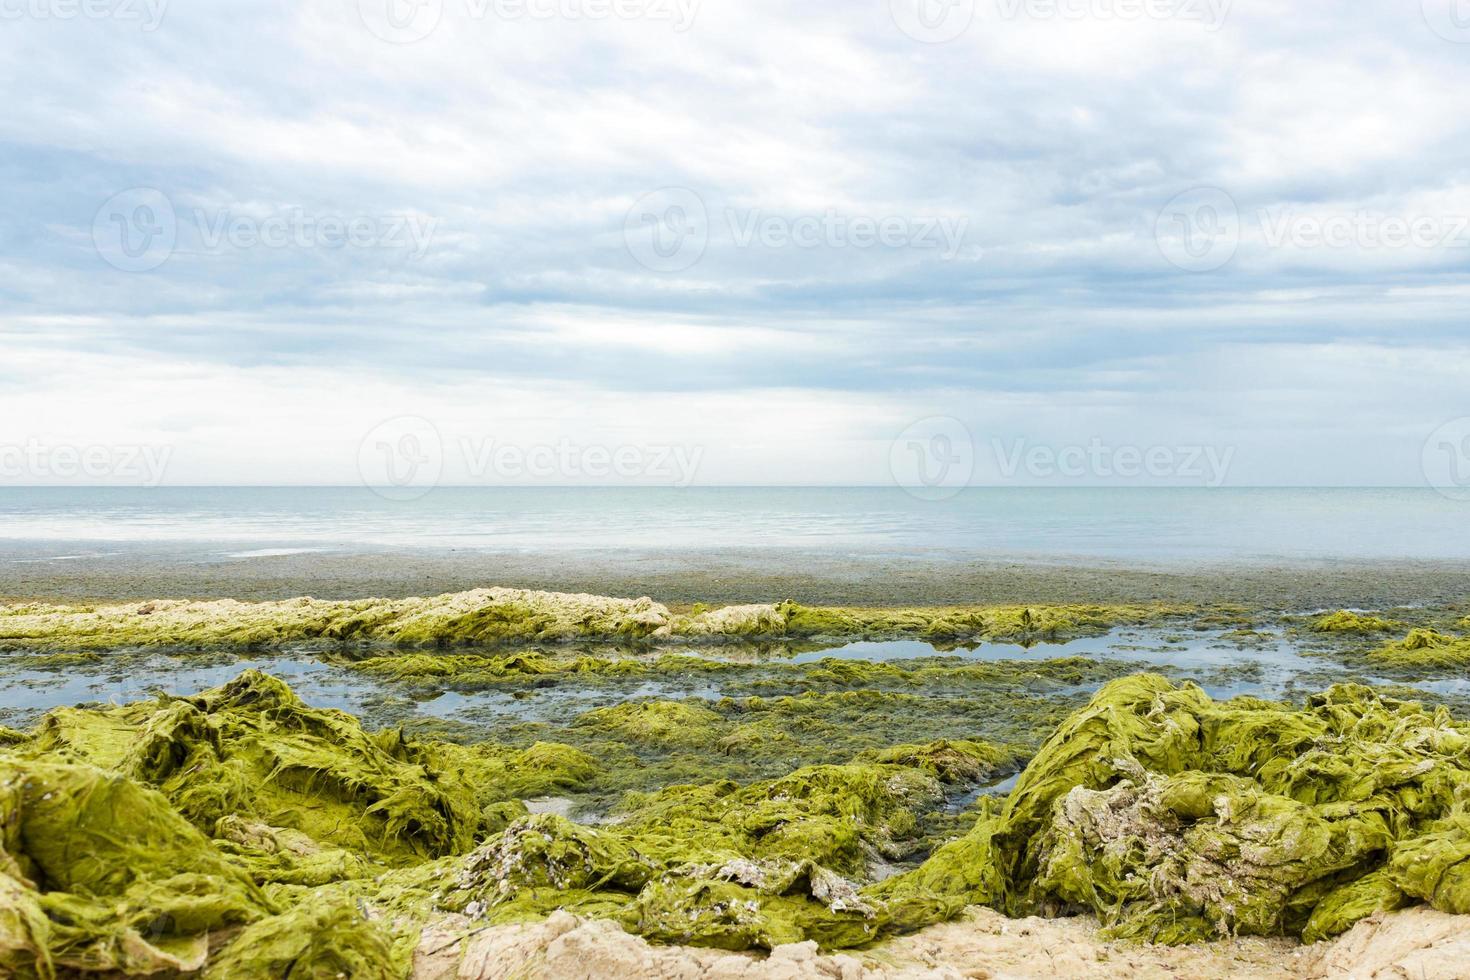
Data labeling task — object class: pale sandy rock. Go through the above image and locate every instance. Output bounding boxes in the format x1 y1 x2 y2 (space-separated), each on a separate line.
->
0 587 676 646
417 906 1311 980
678 603 786 635
1298 906 1470 978
413 905 1470 980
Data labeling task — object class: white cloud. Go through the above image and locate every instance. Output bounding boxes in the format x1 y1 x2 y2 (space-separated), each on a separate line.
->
1 0 1468 485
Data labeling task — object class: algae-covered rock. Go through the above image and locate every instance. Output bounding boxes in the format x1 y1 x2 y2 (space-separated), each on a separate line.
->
855 739 1022 784
1387 809 1470 914
200 890 399 979
448 813 659 914
19 670 488 863
11 663 1470 969
878 675 1470 945
623 860 893 950
435 762 957 951
0 757 271 976
1312 610 1399 633
0 589 1188 651
613 764 944 873
0 588 676 650
1369 628 1470 669
576 700 728 748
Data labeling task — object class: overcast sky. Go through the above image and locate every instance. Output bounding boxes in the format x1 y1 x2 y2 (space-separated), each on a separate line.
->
2 0 1469 487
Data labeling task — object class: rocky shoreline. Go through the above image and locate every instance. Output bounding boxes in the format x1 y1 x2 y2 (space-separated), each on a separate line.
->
0 588 1468 977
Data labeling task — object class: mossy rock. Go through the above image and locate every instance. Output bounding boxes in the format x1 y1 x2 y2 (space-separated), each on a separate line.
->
1311 610 1399 634
575 700 728 748
1368 629 1470 669
879 675 1470 945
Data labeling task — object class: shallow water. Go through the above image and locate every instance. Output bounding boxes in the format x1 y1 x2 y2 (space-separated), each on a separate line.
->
1 626 1459 733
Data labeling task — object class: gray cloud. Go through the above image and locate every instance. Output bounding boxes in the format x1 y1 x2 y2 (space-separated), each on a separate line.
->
0 0 1468 484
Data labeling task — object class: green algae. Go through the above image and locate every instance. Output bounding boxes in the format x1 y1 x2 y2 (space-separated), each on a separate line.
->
200 890 400 980
348 649 1138 697
1311 610 1399 634
1367 628 1470 669
876 675 1470 945
773 600 1184 644
0 671 607 976
0 588 1190 652
436 762 962 950
0 756 272 977
17 670 489 863
520 688 1078 807
575 700 728 748
6 664 1470 971
853 739 1022 785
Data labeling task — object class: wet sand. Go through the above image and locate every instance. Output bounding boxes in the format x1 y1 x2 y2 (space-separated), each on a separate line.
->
3 545 1468 609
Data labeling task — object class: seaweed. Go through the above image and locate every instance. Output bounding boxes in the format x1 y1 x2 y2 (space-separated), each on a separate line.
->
1368 628 1470 669
199 891 400 979
0 757 271 977
1311 610 1399 634
878 675 1470 945
7 665 1470 971
437 762 959 949
17 670 488 863
0 589 1189 651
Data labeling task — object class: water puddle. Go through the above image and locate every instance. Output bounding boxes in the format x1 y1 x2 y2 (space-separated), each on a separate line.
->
0 627 1459 732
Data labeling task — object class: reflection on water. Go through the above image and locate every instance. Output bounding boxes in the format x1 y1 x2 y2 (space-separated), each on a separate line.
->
0 626 1463 732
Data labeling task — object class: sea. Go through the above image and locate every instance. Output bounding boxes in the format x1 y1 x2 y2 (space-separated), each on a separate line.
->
0 486 1466 564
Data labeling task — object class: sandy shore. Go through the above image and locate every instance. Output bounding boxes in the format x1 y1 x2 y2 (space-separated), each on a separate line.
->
415 905 1470 980
3 545 1468 609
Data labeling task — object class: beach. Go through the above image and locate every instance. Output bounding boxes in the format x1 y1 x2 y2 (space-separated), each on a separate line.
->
3 489 1469 977
3 580 1470 976
6 544 1470 610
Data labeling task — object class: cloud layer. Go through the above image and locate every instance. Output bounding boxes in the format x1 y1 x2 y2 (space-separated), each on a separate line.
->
2 0 1468 486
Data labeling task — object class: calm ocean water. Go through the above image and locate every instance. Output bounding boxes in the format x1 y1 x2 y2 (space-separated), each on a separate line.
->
1 487 1466 564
